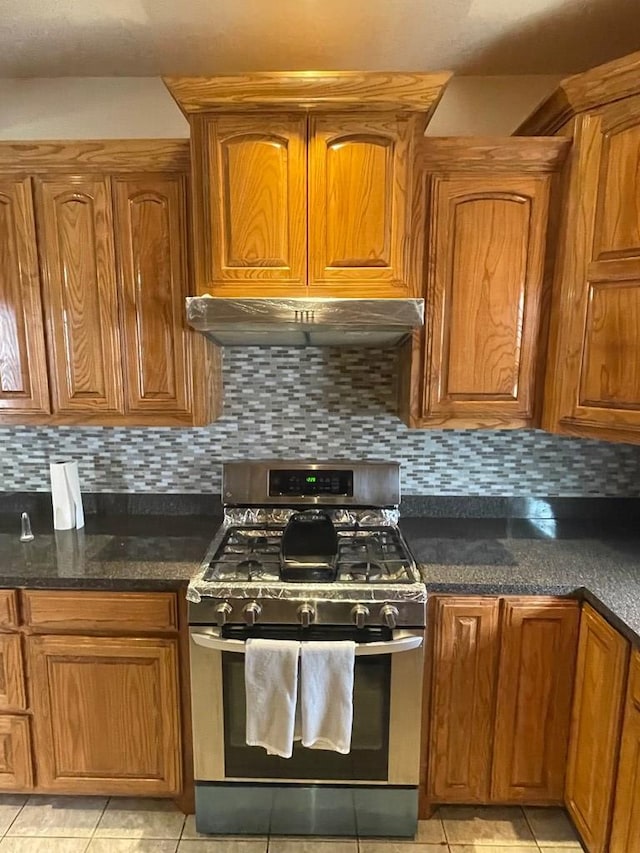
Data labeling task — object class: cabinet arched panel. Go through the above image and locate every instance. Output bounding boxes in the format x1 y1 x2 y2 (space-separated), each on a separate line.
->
423 176 549 423
324 134 393 267
0 177 50 413
593 121 640 261
113 175 190 415
36 177 123 414
309 114 414 294
194 115 306 294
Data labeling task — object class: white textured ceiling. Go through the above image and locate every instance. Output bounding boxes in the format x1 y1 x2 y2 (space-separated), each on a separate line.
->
2 0 639 77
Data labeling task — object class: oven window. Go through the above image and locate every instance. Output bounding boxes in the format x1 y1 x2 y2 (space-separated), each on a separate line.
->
222 652 390 780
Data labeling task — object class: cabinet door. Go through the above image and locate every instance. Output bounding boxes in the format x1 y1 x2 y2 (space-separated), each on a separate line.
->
35 177 123 414
0 177 50 414
566 604 629 853
492 598 579 803
428 597 500 803
0 717 33 791
113 174 191 417
544 101 640 441
29 634 181 796
193 114 307 295
421 174 550 426
0 635 26 712
610 649 640 853
309 114 414 295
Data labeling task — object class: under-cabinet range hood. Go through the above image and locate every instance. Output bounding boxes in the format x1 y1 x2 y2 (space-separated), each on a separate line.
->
185 297 425 347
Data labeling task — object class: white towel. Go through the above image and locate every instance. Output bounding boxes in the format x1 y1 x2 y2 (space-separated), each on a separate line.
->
245 638 300 758
300 640 356 754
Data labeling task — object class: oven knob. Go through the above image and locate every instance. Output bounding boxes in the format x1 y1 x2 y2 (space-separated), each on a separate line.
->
214 602 232 627
380 604 399 630
351 604 370 630
243 601 262 626
297 603 316 628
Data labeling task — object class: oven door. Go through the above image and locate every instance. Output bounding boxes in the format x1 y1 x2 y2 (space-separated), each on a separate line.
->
189 625 424 785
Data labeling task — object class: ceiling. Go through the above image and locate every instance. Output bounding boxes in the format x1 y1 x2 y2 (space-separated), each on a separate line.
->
2 0 639 78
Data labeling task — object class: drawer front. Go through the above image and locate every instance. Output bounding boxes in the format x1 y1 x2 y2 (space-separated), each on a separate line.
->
0 716 33 791
22 591 178 634
0 636 26 711
0 592 19 631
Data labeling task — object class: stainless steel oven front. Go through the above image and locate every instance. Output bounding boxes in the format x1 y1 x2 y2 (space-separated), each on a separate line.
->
189 625 425 836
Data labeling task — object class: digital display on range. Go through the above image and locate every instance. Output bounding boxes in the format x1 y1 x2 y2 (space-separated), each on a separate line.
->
269 469 354 497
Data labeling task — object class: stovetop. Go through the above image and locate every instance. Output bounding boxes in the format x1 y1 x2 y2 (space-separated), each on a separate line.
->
205 525 416 584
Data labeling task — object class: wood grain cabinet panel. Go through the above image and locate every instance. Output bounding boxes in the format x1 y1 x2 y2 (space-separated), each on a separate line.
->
22 590 178 634
428 597 500 803
0 177 50 414
422 175 550 424
0 635 26 712
543 104 640 442
309 113 414 294
113 174 191 416
610 649 640 853
193 114 307 294
565 604 629 853
35 176 123 415
491 598 579 803
28 634 181 796
0 716 33 791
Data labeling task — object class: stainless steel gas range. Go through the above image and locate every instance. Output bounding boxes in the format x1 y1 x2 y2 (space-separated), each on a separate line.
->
188 461 426 838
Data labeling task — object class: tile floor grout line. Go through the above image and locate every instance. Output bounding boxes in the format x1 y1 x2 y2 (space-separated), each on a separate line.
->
0 797 27 839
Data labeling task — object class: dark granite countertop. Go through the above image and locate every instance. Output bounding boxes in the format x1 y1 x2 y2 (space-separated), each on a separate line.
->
0 514 219 592
0 510 639 646
399 517 640 645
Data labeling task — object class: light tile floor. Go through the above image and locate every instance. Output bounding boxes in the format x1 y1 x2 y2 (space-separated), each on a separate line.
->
0 797 584 852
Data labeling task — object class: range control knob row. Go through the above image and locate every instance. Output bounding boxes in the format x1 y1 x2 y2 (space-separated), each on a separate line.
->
380 604 399 630
297 603 316 628
351 604 370 630
214 602 232 627
243 601 262 626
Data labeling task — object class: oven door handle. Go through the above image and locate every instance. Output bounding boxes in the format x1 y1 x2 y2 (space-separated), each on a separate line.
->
191 630 423 656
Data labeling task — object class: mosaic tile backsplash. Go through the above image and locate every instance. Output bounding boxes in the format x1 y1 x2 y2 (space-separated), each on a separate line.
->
1 347 640 497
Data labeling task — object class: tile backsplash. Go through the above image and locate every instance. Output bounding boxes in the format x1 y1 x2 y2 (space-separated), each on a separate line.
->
1 347 640 497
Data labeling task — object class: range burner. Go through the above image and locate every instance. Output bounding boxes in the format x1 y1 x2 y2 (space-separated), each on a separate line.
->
205 524 415 585
188 461 425 630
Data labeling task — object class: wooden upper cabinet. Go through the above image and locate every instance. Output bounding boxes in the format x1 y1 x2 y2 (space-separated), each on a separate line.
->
543 100 640 442
0 177 50 414
113 173 191 416
308 113 415 295
428 597 500 803
35 176 124 415
610 649 640 853
399 138 568 430
192 114 307 295
492 598 579 803
565 604 630 853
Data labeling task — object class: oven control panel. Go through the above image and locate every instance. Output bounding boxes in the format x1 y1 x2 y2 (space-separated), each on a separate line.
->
269 468 354 497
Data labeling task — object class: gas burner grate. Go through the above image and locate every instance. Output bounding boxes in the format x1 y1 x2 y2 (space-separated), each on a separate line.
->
205 523 415 585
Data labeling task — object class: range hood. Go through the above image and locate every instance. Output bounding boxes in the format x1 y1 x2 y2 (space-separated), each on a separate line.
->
186 297 425 347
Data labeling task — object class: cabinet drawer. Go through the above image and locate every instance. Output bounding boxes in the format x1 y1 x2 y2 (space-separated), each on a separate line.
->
0 592 19 631
22 591 178 634
0 716 33 791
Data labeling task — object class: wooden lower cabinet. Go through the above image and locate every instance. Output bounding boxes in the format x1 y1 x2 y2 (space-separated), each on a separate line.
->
565 604 630 853
609 649 640 853
28 634 182 796
0 716 33 790
428 596 500 802
424 595 579 811
492 597 579 802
